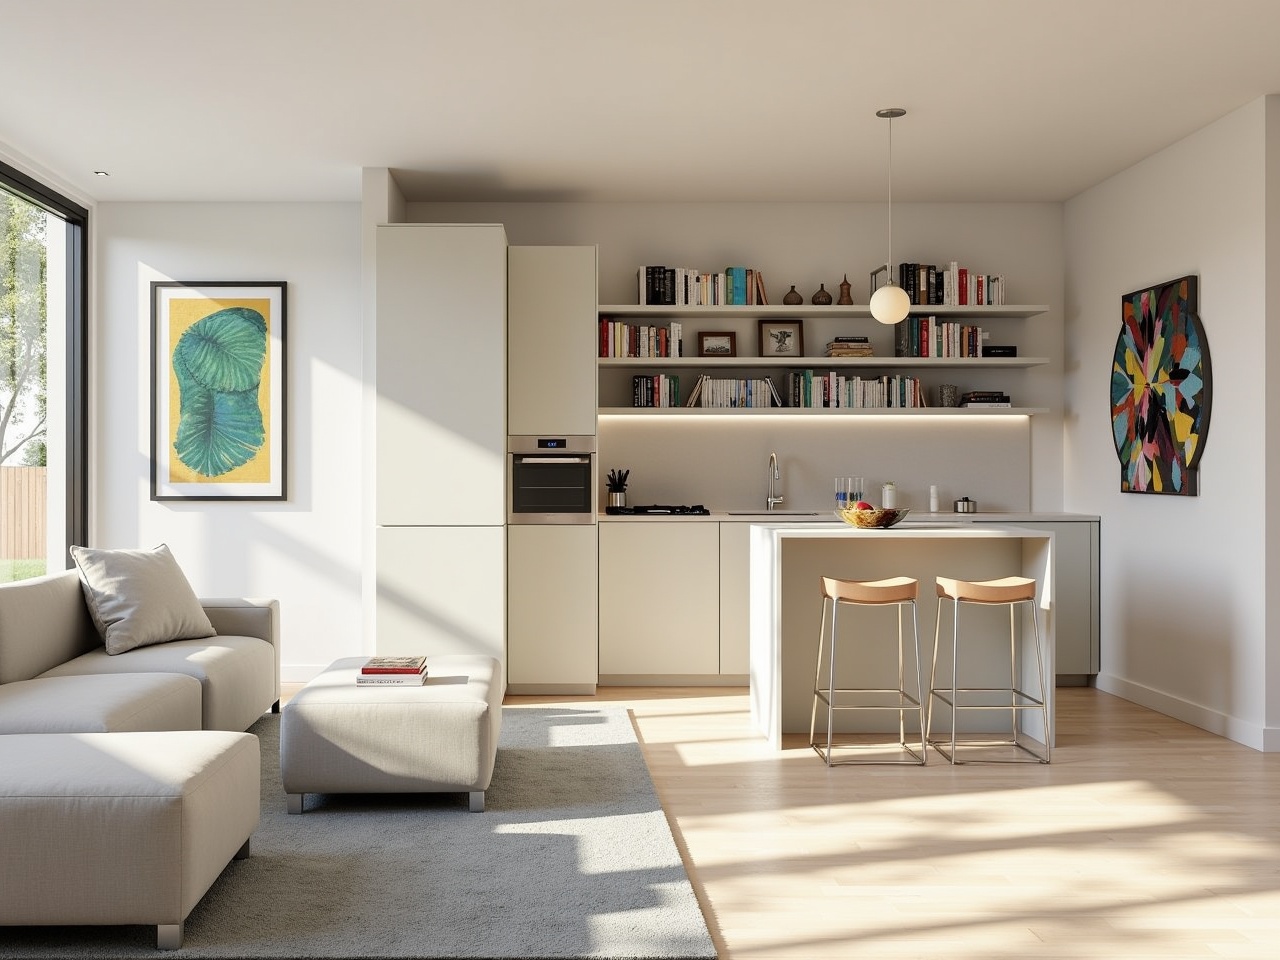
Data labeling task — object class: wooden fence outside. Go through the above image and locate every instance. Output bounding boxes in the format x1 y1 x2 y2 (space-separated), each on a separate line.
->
1 467 46 560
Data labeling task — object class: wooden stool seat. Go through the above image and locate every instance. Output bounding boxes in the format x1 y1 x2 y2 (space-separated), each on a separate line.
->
822 575 918 605
936 576 1036 604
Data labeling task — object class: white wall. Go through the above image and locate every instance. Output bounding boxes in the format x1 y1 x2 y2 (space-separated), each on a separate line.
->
409 200 1065 512
1064 98 1273 748
93 202 364 682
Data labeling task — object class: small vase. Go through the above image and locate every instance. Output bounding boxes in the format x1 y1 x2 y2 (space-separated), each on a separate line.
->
607 491 627 508
811 284 833 306
782 285 803 305
837 274 854 305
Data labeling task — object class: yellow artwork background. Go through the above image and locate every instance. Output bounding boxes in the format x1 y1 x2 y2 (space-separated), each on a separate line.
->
167 297 273 484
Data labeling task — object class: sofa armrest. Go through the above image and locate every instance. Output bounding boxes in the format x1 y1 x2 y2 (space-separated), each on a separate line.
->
201 598 281 709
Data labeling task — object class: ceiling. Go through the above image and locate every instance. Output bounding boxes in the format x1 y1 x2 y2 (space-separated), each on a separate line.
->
4 0 1280 205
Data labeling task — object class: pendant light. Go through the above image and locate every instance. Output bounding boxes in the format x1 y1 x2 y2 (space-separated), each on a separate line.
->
869 107 911 325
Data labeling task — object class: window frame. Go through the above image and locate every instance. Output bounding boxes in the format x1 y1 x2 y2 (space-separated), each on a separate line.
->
0 159 89 567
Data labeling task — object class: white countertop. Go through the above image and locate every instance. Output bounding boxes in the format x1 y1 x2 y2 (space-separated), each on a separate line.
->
598 510 1099 523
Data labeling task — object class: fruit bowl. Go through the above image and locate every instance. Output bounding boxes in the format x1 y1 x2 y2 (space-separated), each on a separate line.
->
837 506 910 529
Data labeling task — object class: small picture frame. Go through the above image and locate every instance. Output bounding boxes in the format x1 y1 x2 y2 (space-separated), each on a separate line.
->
758 319 804 357
698 331 737 357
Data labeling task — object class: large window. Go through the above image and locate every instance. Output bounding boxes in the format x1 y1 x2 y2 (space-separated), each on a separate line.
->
0 160 87 582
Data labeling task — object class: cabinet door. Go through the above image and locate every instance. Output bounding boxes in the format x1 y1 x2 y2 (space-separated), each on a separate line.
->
507 525 598 692
507 246 598 436
598 522 719 676
1014 521 1099 676
375 224 507 526
375 526 506 663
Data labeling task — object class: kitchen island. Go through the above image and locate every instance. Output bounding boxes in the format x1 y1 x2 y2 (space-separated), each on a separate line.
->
747 521 1056 751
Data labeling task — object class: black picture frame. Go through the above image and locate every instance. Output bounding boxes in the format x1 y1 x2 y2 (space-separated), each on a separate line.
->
150 280 287 501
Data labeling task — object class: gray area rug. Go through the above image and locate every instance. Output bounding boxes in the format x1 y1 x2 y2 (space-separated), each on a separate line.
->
0 707 717 959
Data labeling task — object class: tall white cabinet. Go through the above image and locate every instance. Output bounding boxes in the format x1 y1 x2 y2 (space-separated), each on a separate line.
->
505 245 601 693
375 223 508 662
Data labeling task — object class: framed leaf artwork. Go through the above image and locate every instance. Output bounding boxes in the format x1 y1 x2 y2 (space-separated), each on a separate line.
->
150 281 287 500
1110 275 1211 495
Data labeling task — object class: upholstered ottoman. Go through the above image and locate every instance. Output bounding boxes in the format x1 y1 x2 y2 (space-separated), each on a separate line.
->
0 730 260 950
280 654 503 813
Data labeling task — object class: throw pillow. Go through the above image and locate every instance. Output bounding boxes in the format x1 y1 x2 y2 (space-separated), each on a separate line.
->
69 543 216 655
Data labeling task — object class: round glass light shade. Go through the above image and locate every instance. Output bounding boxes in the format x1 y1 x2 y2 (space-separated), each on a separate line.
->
869 283 911 325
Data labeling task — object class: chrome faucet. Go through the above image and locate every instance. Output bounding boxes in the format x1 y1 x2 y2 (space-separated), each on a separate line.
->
766 452 785 511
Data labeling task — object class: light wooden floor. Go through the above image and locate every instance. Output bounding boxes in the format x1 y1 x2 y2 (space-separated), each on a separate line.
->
505 686 1280 960
280 683 1280 958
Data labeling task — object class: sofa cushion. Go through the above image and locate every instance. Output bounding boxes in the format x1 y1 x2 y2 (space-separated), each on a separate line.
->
70 544 215 655
40 634 277 732
0 673 202 733
0 570 100 684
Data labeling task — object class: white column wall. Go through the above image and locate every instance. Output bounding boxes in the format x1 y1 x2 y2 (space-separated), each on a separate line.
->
1064 97 1272 748
93 202 363 682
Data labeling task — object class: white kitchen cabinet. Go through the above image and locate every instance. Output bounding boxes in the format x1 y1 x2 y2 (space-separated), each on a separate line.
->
375 224 507 526
375 526 506 662
598 521 719 678
507 525 598 693
508 246 598 436
1007 520 1100 677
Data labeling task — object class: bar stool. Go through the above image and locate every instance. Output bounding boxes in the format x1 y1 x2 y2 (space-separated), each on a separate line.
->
926 576 1051 764
809 575 926 765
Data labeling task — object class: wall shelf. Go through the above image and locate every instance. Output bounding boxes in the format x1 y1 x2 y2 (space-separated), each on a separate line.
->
599 356 1049 370
598 406 1049 417
599 303 1049 320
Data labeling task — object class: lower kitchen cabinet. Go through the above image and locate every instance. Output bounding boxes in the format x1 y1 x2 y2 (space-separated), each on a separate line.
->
1010 520 1100 678
507 525 599 694
718 523 751 676
598 521 719 678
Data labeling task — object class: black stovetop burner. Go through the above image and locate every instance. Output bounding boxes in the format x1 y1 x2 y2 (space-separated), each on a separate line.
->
605 503 710 516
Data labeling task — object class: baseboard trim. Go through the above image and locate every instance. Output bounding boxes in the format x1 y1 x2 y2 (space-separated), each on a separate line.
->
506 683 597 696
1095 672 1268 751
598 674 749 687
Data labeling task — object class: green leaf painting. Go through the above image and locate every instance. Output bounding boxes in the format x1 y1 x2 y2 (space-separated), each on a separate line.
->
171 306 267 477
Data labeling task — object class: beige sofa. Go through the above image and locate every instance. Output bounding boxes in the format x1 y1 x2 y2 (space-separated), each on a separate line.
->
0 567 279 948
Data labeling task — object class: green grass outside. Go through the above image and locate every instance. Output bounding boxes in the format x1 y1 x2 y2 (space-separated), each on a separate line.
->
0 558 47 582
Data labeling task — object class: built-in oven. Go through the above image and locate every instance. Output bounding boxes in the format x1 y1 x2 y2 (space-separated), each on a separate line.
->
507 436 597 524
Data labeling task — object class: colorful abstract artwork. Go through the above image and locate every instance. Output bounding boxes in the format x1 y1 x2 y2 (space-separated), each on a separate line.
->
1110 275 1211 495
151 281 287 500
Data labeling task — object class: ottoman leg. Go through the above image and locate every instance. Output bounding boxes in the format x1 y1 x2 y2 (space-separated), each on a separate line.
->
158 923 183 950
287 793 305 815
469 790 485 813
234 838 251 860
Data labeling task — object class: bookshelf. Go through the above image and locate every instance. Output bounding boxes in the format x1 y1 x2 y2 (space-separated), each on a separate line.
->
596 303 1050 416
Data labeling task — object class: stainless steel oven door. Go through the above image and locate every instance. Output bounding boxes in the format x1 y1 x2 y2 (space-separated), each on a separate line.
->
508 436 597 524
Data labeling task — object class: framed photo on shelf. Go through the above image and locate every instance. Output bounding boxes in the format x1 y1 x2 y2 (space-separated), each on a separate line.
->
698 331 737 357
150 280 287 501
758 318 804 357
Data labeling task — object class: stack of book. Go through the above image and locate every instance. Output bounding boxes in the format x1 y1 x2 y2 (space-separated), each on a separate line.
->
685 374 780 408
631 374 681 407
958 391 1012 408
825 336 873 357
787 371 925 408
356 656 428 686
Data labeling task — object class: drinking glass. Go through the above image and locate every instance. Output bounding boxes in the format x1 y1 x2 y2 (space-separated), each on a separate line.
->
851 476 865 503
834 476 850 509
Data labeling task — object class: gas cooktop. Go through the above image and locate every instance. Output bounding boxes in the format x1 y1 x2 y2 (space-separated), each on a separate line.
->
605 503 710 516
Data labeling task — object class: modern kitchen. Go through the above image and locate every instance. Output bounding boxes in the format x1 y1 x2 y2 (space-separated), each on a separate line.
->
367 199 1097 757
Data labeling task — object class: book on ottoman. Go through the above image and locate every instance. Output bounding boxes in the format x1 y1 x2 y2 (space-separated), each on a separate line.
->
357 656 428 685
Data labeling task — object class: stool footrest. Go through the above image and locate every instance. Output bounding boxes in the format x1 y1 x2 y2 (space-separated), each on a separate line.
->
929 687 1045 710
928 737 1049 764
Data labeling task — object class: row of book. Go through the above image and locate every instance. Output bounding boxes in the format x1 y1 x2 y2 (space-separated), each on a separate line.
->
355 656 427 686
893 262 1006 306
787 371 926 409
638 265 768 306
600 318 684 358
632 374 682 407
684 374 781 408
894 317 987 358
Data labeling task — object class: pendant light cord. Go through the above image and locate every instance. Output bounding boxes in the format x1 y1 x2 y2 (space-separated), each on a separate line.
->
886 113 893 277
